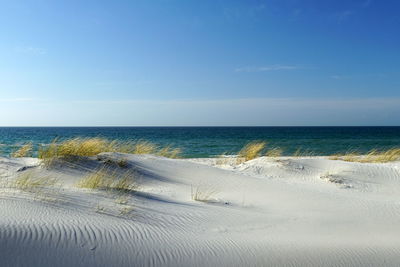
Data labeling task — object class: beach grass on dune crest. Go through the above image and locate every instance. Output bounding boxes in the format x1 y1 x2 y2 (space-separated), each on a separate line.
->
238 141 266 161
77 168 138 192
11 143 33 158
238 141 284 161
236 142 400 163
12 137 399 164
329 148 400 163
38 137 181 162
235 141 400 163
157 145 182 159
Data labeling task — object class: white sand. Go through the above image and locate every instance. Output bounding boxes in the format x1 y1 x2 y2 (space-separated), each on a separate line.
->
1 153 400 266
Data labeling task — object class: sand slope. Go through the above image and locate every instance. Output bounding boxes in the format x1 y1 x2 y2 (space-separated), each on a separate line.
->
1 153 400 266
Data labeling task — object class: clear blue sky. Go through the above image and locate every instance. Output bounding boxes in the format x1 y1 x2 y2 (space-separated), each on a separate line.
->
0 0 399 126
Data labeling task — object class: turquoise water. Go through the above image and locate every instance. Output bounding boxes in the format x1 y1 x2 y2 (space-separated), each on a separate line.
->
1 127 399 158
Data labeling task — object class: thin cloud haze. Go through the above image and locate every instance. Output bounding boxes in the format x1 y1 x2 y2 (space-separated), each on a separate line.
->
14 46 47 55
235 65 301 72
1 97 399 126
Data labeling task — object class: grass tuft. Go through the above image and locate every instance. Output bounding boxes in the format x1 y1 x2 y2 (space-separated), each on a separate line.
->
132 141 157 154
38 137 181 165
11 143 33 158
77 168 138 192
39 137 111 159
14 171 58 191
77 168 109 189
157 146 182 159
329 148 400 163
238 141 266 161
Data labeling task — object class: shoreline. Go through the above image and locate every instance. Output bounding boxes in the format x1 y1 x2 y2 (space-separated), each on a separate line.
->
1 126 400 158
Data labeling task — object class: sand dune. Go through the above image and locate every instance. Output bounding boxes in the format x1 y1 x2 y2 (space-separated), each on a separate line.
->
1 153 400 266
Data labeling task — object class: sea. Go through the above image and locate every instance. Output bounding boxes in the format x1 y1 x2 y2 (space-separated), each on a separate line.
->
0 127 399 158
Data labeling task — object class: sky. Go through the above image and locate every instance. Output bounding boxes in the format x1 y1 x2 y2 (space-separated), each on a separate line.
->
0 0 399 126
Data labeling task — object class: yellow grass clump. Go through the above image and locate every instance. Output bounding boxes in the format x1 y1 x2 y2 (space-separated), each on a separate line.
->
132 141 157 154
39 137 112 159
238 141 266 161
77 168 137 192
329 148 400 163
14 171 58 191
11 143 33 158
38 137 181 161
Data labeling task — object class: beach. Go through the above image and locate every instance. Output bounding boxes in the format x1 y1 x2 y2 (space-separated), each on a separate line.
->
1 153 400 266
2 0 400 265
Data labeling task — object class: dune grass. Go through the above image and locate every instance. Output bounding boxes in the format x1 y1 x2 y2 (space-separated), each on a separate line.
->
329 148 400 163
77 168 138 193
38 137 122 159
238 141 266 161
11 143 33 158
38 137 181 165
235 142 400 163
14 171 59 191
131 140 157 154
237 141 284 161
329 150 359 162
10 171 62 203
157 146 182 158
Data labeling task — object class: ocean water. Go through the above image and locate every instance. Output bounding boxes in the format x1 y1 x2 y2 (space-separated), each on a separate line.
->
0 127 399 158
